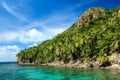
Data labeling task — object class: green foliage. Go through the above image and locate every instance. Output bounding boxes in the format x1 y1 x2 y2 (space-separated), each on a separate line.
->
17 6 120 64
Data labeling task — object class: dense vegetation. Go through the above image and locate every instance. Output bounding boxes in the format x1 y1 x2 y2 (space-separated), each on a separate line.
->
17 6 120 64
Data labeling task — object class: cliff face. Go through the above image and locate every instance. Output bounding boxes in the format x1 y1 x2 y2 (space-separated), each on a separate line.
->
17 6 120 68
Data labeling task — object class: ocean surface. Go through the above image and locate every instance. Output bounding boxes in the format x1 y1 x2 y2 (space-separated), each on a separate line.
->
0 62 120 80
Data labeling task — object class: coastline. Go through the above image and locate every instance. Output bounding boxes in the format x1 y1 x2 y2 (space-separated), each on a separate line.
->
18 53 120 69
18 61 120 70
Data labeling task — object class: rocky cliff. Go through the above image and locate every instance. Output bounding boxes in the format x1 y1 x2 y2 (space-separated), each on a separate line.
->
76 8 106 27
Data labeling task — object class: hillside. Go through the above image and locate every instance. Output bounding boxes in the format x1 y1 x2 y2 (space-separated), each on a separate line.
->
17 6 120 68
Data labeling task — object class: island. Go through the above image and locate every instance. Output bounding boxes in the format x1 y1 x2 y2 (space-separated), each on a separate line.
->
17 6 120 69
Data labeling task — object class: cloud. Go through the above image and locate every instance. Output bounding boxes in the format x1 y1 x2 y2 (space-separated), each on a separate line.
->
0 29 44 43
19 28 45 43
0 27 66 44
2 1 28 22
0 45 21 62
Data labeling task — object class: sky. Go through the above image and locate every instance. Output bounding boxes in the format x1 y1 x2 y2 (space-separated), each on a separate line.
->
0 0 119 62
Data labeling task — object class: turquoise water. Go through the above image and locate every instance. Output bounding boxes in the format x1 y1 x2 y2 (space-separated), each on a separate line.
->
0 62 120 80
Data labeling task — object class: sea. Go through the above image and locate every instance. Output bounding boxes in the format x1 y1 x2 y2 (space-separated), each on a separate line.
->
0 62 120 80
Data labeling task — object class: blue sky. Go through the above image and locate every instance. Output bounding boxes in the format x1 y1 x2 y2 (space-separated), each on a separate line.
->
0 0 119 62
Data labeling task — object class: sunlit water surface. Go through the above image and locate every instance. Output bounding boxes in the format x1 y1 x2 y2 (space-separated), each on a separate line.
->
0 62 120 80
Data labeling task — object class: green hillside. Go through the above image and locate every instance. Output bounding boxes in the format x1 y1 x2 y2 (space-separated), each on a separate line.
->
17 6 120 66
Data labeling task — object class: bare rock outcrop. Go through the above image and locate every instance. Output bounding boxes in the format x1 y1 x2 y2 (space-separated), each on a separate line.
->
108 53 120 64
76 8 106 27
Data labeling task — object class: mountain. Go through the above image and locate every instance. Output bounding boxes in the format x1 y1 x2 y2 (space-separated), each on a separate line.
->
17 6 120 68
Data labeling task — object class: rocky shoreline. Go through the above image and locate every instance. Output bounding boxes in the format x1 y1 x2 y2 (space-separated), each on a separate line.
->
18 53 120 69
18 61 120 69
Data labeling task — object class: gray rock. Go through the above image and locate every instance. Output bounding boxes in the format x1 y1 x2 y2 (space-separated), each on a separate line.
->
76 8 106 27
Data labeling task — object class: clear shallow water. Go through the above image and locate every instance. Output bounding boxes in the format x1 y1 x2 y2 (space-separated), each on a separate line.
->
0 62 120 80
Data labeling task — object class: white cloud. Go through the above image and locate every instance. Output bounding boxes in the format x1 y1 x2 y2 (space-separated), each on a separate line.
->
19 28 45 43
0 28 66 44
0 45 21 62
0 28 45 43
2 1 28 22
